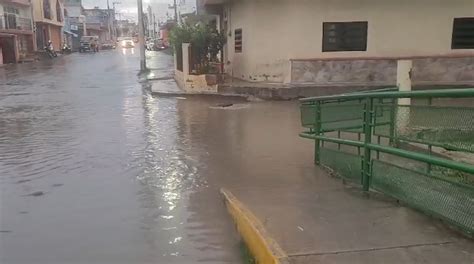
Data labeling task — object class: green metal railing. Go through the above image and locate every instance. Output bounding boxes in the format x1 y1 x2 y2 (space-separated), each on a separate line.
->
299 88 474 235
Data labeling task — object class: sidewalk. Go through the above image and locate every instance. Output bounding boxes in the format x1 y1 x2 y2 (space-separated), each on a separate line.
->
144 50 188 96
225 166 474 264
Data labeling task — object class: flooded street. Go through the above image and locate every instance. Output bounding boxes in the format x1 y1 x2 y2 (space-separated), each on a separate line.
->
0 49 312 264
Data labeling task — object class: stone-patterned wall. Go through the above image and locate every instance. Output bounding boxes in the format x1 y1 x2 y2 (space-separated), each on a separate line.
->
291 57 474 86
291 59 397 85
174 70 186 90
412 57 474 85
183 74 218 93
174 70 218 93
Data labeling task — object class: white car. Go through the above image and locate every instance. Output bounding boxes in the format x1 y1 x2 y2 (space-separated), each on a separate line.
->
121 40 135 48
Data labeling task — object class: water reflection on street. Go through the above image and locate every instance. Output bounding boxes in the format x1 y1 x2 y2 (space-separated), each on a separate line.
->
0 50 244 264
0 49 312 264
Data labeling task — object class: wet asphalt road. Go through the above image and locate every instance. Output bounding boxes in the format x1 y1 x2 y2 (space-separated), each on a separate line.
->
0 49 246 264
0 49 313 264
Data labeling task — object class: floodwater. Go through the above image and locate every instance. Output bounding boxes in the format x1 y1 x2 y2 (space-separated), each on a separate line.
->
0 49 310 264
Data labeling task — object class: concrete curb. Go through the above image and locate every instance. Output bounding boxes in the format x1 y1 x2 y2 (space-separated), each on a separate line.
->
220 188 290 264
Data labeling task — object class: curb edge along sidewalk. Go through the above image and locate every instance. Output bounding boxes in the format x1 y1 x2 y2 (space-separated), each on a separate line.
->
220 188 290 264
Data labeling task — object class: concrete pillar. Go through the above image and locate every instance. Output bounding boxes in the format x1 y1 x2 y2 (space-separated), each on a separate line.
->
47 25 51 42
214 15 223 73
13 35 20 63
182 43 190 75
32 33 38 52
397 59 412 105
173 50 178 71
396 59 413 132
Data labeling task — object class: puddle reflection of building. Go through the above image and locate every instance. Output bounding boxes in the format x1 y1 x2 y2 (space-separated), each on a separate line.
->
174 97 247 257
132 91 189 257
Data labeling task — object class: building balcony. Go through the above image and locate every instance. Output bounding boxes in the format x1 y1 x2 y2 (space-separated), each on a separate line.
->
0 14 33 32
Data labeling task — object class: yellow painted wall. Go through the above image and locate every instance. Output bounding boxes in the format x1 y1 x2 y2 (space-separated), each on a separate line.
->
32 0 64 26
224 0 474 83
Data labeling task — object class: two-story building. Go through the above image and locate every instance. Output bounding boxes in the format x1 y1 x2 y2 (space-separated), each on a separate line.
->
0 0 35 64
199 0 474 88
64 0 86 51
83 7 113 43
32 0 64 51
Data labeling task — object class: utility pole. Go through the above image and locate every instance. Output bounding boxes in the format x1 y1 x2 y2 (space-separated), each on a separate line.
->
173 0 178 22
153 14 157 39
107 0 112 41
113 2 121 38
137 0 146 71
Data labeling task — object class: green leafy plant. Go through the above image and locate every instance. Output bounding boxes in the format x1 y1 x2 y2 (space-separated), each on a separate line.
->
169 23 193 52
170 22 226 75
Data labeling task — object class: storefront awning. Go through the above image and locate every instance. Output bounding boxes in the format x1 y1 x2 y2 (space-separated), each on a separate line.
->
64 30 78 38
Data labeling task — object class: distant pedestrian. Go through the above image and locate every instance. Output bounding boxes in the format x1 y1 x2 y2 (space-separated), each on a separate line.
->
47 40 54 51
94 39 99 52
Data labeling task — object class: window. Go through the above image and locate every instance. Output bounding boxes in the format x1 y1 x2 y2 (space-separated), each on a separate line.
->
452 18 474 49
3 6 20 29
235 29 242 53
322 22 368 52
56 0 63 22
4 6 19 14
43 0 51 19
3 6 19 29
4 13 17 29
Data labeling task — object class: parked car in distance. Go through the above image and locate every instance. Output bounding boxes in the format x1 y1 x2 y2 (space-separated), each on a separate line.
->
156 39 167 50
146 39 154 50
101 42 116 50
121 39 135 48
79 36 99 52
146 38 167 51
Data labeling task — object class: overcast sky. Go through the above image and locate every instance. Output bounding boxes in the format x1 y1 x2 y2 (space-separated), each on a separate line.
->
82 0 182 22
83 0 173 9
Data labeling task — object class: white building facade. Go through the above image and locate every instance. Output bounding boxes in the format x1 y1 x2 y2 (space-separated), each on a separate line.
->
201 0 474 87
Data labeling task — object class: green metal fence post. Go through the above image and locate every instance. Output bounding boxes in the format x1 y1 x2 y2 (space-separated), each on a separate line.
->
426 98 433 174
362 97 373 191
389 98 396 146
299 88 474 235
314 101 322 165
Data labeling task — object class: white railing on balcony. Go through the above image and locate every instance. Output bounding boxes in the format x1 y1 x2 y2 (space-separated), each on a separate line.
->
3 0 31 6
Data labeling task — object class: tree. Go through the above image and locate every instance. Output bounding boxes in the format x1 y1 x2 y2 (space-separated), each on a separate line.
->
170 22 226 74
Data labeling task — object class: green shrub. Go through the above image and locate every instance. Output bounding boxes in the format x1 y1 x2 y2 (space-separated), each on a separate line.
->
170 22 226 74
